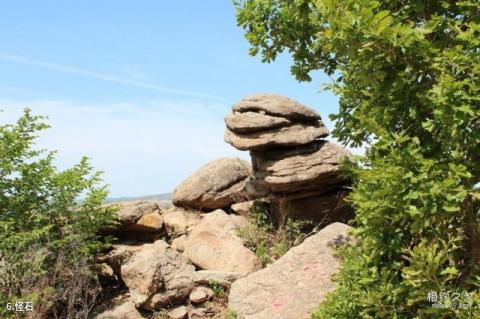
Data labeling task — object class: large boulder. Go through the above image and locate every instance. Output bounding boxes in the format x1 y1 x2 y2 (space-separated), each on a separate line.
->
228 222 352 319
183 210 261 273
247 140 352 197
172 158 252 210
224 94 329 151
120 240 195 308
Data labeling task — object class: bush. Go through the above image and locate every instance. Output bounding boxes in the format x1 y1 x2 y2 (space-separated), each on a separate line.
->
238 200 308 266
0 109 117 318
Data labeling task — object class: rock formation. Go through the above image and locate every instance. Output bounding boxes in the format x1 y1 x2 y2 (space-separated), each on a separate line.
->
225 93 353 222
172 157 251 210
228 222 352 319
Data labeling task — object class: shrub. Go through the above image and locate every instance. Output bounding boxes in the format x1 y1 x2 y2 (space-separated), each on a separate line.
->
238 200 308 266
0 109 117 318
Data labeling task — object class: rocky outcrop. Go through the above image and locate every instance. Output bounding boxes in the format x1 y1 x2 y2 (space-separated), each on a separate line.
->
228 222 352 319
183 210 261 273
225 94 352 223
172 157 252 210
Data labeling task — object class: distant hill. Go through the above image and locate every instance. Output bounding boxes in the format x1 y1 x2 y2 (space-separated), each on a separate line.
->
104 193 172 204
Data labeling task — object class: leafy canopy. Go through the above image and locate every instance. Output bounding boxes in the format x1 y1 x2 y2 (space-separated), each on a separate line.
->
235 1 480 318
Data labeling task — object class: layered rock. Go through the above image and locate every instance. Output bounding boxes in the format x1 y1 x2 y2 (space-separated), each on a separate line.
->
247 140 351 198
228 222 352 319
172 157 251 210
224 94 352 222
224 94 329 151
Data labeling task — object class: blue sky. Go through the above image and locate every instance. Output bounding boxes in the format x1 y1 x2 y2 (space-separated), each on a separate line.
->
0 1 343 197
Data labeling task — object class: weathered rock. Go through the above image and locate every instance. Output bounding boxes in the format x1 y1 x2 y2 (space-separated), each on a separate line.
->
115 201 160 225
189 287 214 304
231 201 255 216
228 222 352 319
162 208 201 237
172 158 252 210
184 210 261 273
168 305 188 319
94 300 143 319
232 94 320 121
127 212 163 233
193 270 247 287
120 240 195 308
225 123 328 151
224 94 329 151
171 235 187 252
225 111 291 133
100 243 144 274
247 140 351 197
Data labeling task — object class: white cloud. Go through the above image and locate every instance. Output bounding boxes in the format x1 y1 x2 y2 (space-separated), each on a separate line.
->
0 53 233 104
0 99 247 197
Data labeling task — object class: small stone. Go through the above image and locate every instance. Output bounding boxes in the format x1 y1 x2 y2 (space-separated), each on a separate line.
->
168 305 188 319
189 287 213 304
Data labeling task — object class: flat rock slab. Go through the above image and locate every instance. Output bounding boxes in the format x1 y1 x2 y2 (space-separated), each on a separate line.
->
225 123 328 151
232 94 320 121
228 223 352 319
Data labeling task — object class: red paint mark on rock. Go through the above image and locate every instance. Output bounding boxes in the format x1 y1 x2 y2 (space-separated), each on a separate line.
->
271 293 294 312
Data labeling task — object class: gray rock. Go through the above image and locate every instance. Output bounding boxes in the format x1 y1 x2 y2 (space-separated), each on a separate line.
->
228 223 352 319
172 157 252 210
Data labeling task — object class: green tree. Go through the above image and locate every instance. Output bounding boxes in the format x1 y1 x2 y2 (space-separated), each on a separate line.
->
0 110 116 318
235 1 480 318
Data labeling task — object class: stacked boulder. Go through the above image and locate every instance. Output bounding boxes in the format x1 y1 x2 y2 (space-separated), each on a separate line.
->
225 94 353 223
